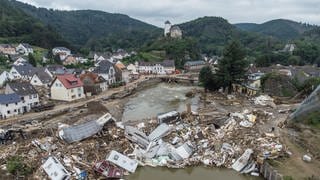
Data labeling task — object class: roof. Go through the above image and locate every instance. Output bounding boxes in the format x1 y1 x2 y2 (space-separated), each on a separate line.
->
55 74 83 89
53 47 70 51
12 63 35 76
162 60 175 67
165 20 171 24
93 60 114 74
0 44 14 48
33 68 53 84
7 82 38 96
0 93 21 104
115 61 126 70
184 61 206 66
80 72 106 84
20 43 32 49
60 120 104 143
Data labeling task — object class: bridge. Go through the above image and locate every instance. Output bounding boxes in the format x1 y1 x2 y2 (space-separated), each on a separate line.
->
147 74 199 84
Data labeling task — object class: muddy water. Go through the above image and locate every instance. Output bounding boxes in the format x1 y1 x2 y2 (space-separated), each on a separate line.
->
123 83 262 180
128 166 261 180
122 83 199 122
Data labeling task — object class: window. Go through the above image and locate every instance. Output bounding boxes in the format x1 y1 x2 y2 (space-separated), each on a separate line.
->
6 104 8 107
7 110 10 114
15 102 18 105
78 94 82 97
14 109 17 112
34 94 37 98
29 95 32 99
71 89 74 93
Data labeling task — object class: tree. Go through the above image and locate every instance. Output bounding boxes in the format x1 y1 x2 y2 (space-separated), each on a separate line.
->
199 66 213 86
216 40 248 93
28 53 37 67
54 54 62 65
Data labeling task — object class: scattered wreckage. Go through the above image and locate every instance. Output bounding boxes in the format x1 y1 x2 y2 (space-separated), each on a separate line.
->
0 93 290 179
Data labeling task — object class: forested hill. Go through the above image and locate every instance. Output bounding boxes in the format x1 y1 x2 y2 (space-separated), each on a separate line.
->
0 0 69 48
10 0 162 50
235 19 318 40
177 17 275 55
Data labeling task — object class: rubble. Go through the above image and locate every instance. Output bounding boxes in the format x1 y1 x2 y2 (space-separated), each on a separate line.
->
303 155 312 162
0 90 293 179
254 95 276 108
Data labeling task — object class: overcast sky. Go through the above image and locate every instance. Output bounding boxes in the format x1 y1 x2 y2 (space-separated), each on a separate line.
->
18 0 320 27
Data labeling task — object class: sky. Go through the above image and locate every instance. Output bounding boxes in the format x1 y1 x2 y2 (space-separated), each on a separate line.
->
18 0 320 27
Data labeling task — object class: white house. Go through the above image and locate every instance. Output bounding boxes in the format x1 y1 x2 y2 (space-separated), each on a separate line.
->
0 71 14 87
0 44 16 55
50 74 85 102
92 60 116 85
10 63 35 80
5 82 39 113
30 68 53 87
16 43 33 55
13 57 28 66
52 47 71 61
127 63 137 73
136 60 175 75
0 93 23 119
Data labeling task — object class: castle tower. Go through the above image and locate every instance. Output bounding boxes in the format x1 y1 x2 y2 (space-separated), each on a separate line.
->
164 20 172 37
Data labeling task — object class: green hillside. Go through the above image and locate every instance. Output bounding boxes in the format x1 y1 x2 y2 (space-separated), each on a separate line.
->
11 0 162 50
235 19 317 40
0 0 68 48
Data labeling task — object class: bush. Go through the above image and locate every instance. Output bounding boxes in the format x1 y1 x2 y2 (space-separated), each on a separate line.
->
6 156 33 176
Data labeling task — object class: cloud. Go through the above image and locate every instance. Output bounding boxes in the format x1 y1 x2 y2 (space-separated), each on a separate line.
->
18 0 320 26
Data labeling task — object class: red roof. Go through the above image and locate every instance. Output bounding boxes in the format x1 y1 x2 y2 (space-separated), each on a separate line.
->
56 74 83 89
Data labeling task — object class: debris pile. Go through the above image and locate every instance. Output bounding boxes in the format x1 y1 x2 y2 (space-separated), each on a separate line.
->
0 93 291 179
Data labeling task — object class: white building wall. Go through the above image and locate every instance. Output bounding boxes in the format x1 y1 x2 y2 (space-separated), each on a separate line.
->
0 102 23 119
51 79 85 101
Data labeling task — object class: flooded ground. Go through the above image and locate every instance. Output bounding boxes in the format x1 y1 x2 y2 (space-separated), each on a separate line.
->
123 83 262 180
128 166 261 180
122 83 199 122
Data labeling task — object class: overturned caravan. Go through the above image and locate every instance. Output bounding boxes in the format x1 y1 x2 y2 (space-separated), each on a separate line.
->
58 113 113 143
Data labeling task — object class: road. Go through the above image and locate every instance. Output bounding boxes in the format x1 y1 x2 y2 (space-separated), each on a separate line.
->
0 76 147 127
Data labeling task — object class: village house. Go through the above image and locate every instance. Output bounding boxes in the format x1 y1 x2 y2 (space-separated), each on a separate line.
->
0 93 23 119
137 61 164 75
16 43 34 55
12 56 28 66
50 74 85 101
92 60 116 85
46 64 65 76
30 68 53 87
52 47 71 61
0 71 14 87
282 43 296 54
247 72 264 89
5 82 39 113
92 52 112 62
0 44 16 55
184 61 206 71
10 63 35 80
127 63 137 73
80 72 108 95
162 60 176 74
115 61 130 83
63 55 77 65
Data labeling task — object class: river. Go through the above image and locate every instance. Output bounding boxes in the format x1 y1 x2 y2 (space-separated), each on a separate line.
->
122 83 262 180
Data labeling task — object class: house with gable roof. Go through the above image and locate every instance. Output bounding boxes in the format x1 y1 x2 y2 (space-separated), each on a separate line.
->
50 74 85 101
5 82 39 112
16 43 34 55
